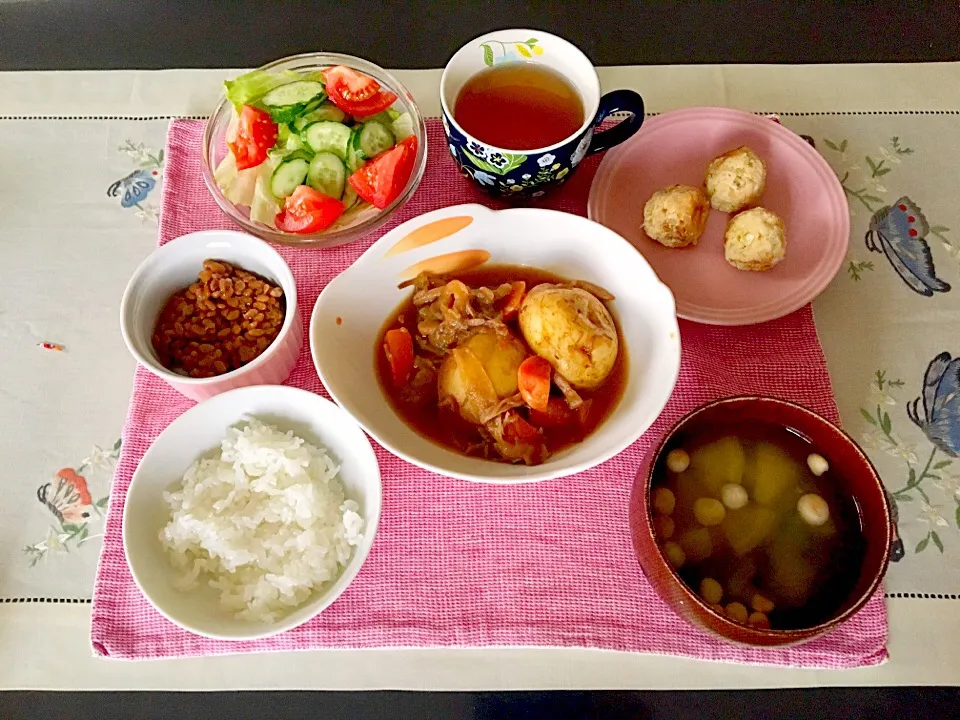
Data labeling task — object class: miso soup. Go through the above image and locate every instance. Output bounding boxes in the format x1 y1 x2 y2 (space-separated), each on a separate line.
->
650 420 866 631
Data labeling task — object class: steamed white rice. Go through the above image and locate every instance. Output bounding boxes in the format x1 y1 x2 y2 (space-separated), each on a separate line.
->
159 418 364 623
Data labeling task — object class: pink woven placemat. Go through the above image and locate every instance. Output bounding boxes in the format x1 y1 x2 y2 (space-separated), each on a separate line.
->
91 119 887 666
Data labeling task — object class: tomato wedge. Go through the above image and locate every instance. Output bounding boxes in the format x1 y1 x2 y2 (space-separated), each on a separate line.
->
517 356 552 411
340 91 399 118
324 65 380 102
383 327 414 387
324 65 399 116
348 135 418 210
275 185 345 234
228 105 278 170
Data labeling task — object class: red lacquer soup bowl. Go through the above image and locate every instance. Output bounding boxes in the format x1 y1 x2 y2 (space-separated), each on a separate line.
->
628 396 893 647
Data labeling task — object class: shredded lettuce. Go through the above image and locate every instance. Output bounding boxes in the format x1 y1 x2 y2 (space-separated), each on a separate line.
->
213 150 239 189
249 163 281 228
224 69 326 110
391 112 415 140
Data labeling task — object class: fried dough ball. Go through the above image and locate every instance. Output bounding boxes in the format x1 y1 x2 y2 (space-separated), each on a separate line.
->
518 284 618 390
642 184 711 248
723 207 786 272
705 145 767 213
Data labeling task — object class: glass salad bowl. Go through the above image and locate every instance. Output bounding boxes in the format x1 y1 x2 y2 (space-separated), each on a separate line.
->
201 52 428 249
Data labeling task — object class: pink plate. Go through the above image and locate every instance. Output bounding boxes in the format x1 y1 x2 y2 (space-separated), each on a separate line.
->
588 107 849 325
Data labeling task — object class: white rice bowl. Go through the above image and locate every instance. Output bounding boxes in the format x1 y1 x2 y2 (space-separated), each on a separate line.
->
159 418 364 623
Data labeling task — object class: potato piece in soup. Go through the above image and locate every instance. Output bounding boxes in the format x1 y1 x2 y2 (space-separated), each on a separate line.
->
744 442 800 506
438 347 499 425
688 436 746 496
462 329 527 400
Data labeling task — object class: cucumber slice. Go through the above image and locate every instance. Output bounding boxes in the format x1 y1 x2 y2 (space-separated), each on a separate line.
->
341 182 359 210
302 121 352 160
293 102 347 131
261 81 325 109
283 132 306 153
265 104 305 124
306 152 347 200
346 127 365 172
260 82 325 123
359 109 400 125
270 157 309 199
358 110 392 126
301 96 327 116
391 112 415 140
358 121 395 159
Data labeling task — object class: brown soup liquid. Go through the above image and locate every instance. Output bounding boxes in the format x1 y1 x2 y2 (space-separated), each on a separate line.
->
453 63 585 150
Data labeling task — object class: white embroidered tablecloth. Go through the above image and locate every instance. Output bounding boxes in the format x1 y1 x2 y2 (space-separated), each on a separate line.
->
0 64 959 690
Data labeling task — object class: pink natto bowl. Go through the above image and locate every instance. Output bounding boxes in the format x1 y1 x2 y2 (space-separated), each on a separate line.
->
120 230 302 402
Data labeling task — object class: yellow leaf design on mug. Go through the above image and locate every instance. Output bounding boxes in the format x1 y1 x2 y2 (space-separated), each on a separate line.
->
516 44 532 58
533 45 544 56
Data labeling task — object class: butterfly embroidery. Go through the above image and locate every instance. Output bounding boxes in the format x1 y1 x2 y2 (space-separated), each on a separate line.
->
107 169 157 208
865 196 951 297
907 352 960 458
37 468 94 525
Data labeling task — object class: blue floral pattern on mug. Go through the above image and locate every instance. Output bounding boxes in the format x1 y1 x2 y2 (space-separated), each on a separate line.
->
443 110 594 199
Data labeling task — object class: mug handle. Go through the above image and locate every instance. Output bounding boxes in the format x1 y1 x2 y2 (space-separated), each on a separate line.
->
587 89 645 156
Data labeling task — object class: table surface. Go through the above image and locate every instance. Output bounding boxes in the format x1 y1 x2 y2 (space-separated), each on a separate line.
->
3 1 960 716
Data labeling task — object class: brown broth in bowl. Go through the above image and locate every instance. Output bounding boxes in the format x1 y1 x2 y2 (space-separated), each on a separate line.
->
375 265 627 465
651 420 867 631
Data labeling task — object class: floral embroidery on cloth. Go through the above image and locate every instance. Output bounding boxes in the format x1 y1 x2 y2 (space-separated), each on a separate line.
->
822 136 955 285
107 141 164 222
23 439 120 567
861 358 960 559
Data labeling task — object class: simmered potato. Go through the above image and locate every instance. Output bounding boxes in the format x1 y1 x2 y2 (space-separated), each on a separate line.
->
438 347 499 425
438 329 528 425
517 284 618 390
462 329 527 400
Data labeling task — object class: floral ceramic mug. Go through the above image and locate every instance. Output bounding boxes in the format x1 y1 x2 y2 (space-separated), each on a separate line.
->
440 29 645 198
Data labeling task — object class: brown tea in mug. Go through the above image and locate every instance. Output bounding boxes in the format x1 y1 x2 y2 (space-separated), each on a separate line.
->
454 63 585 150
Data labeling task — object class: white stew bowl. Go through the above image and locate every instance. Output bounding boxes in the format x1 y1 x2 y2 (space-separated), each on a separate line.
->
310 203 681 483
